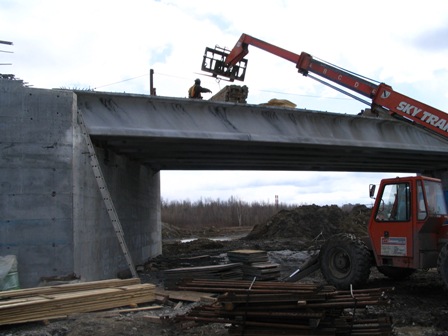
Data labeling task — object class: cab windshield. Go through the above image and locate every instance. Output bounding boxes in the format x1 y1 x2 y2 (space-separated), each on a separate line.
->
423 180 448 216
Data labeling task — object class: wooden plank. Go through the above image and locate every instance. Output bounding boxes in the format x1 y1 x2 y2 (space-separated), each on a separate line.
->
155 288 215 302
164 263 242 273
228 249 266 254
0 278 141 299
143 315 163 324
116 305 163 313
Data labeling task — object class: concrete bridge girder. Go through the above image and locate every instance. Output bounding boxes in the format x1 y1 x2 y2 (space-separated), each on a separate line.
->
77 91 448 174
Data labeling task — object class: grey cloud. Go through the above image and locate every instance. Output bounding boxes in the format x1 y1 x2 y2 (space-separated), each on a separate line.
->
413 26 448 51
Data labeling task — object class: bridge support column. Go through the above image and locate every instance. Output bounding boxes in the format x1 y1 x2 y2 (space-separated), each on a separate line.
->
0 79 162 288
73 142 162 281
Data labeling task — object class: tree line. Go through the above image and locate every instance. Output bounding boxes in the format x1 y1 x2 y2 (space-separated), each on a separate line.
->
161 196 360 229
161 196 293 228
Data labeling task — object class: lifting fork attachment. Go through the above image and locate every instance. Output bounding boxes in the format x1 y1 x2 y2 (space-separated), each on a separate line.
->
201 46 248 82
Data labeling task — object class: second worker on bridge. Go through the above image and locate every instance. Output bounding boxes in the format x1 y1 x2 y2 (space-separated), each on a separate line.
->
188 78 212 99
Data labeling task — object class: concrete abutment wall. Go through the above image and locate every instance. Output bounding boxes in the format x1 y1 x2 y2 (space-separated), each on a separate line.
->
0 79 161 288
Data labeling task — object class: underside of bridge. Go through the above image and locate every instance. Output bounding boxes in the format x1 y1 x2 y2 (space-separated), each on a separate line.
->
91 135 447 173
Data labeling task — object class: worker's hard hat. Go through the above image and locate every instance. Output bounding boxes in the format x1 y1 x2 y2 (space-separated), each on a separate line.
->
195 78 201 84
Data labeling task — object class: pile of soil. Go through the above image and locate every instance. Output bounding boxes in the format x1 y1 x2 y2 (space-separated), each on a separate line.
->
246 204 371 241
161 222 189 240
160 204 372 259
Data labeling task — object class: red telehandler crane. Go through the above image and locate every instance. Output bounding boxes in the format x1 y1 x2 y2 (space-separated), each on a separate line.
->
202 33 448 139
202 34 448 290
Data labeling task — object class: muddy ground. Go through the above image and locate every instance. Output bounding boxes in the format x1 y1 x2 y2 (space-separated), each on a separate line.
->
1 205 448 335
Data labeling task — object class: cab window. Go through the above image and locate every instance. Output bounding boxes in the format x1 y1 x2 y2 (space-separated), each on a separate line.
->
375 183 410 221
417 181 427 220
423 180 448 216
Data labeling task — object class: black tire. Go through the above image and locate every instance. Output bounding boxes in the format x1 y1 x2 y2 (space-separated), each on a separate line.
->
319 233 372 290
377 266 415 280
437 243 448 290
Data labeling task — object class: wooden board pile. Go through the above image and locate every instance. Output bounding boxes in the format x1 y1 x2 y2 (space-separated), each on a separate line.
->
163 263 243 290
227 249 280 281
209 85 249 103
0 278 156 326
177 279 394 335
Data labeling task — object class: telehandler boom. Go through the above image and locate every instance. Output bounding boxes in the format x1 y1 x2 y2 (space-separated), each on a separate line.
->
202 33 448 140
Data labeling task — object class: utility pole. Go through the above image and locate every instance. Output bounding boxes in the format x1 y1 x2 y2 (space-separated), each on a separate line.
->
149 69 156 96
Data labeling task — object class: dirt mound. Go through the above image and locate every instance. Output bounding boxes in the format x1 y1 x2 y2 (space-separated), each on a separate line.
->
245 204 371 242
163 238 225 257
162 222 189 239
159 205 372 259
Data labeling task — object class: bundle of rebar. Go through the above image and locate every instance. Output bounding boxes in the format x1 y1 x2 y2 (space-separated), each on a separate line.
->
177 279 393 335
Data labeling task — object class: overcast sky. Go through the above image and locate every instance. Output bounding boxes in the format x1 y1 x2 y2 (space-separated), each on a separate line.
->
2 0 448 206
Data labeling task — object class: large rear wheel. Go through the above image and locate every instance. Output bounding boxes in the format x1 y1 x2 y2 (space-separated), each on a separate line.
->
319 233 372 290
437 243 448 290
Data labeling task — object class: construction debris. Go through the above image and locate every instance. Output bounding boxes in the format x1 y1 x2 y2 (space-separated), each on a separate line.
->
176 279 393 335
241 262 281 280
227 249 268 264
163 263 243 290
228 249 280 280
163 250 281 289
0 278 156 326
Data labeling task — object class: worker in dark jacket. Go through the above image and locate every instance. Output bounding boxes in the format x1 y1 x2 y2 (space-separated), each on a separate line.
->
188 78 212 99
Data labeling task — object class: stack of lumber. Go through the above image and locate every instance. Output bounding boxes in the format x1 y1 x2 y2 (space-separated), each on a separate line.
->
177 279 394 335
227 249 280 280
227 250 268 263
0 278 156 326
163 263 243 290
240 262 281 280
209 85 248 103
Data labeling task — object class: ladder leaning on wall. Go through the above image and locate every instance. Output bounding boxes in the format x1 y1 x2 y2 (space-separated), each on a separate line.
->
77 110 138 278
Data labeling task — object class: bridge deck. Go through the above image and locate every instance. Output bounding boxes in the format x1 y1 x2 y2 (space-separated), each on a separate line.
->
77 91 448 173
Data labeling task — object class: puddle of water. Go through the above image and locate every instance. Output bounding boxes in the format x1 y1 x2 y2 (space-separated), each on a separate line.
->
181 234 245 243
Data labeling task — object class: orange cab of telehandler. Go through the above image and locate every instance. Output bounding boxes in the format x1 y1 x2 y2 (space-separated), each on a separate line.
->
368 176 448 276
318 175 448 290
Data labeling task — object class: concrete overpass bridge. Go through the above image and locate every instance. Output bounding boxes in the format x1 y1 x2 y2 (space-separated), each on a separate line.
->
2 79 448 287
78 91 448 174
